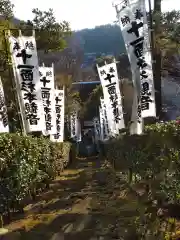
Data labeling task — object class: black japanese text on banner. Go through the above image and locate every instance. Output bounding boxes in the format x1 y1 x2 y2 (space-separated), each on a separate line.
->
130 93 144 135
93 117 101 142
140 0 156 118
97 62 125 136
70 111 77 139
50 89 65 142
100 98 110 140
99 106 104 141
116 0 142 134
39 65 56 136
116 0 156 118
70 111 81 142
0 77 9 133
9 33 45 132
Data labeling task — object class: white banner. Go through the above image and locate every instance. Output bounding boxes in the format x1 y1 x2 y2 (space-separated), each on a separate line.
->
139 0 156 118
70 111 77 139
130 94 143 135
0 77 9 133
39 65 56 136
93 117 101 141
9 34 45 132
100 98 110 140
97 62 125 136
99 106 104 141
70 111 81 142
50 89 65 142
77 119 82 142
116 0 155 134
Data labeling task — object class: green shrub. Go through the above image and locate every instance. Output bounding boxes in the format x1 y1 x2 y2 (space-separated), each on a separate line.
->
105 120 180 204
0 133 71 218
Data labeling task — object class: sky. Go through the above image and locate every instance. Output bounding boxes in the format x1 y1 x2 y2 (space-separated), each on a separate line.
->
11 0 180 31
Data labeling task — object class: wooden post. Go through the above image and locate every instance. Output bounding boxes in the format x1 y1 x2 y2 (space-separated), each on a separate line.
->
153 0 162 119
5 30 27 135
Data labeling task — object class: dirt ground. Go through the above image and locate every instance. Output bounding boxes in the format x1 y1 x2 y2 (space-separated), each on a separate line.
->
5 156 180 240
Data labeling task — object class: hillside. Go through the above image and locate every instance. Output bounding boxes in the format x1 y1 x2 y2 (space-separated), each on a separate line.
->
6 18 126 81
9 18 125 56
8 18 125 59
74 24 126 56
37 24 127 82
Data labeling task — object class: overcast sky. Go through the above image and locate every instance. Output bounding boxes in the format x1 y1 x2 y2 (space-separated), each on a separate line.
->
11 0 180 30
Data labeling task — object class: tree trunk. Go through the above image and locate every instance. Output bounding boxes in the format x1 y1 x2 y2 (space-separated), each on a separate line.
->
153 0 162 119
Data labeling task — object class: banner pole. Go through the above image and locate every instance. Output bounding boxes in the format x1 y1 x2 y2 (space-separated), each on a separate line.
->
147 0 156 74
4 30 27 135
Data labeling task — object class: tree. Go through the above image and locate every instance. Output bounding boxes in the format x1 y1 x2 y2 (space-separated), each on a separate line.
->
20 7 79 129
0 0 14 19
152 1 180 118
80 84 102 120
0 3 74 132
0 1 21 131
160 10 180 75
151 0 162 119
0 0 14 70
160 10 180 48
21 8 71 52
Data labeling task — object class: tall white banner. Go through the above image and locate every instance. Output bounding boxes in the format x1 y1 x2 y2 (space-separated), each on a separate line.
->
70 111 81 142
116 0 156 134
50 89 65 142
39 65 56 136
77 119 82 142
0 77 9 133
100 98 110 140
97 62 125 136
9 33 45 132
99 106 104 141
93 117 101 142
70 111 77 139
139 0 156 118
130 94 143 135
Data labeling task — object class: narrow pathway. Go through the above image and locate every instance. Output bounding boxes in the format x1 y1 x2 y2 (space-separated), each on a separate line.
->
5 157 141 240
